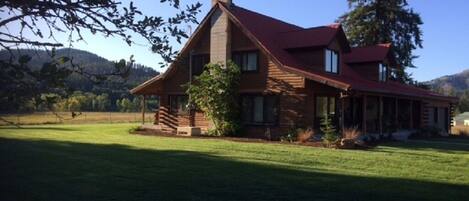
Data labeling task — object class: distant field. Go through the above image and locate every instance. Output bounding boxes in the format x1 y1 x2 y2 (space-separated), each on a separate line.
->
0 112 155 125
452 125 469 136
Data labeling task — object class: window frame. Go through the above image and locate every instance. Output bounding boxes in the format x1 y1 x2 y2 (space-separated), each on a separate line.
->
232 50 260 73
324 48 339 74
379 63 388 82
314 95 338 128
169 95 189 115
240 94 279 126
315 95 337 118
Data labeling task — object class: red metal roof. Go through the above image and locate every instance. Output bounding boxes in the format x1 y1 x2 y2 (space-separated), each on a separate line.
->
132 2 455 101
277 25 339 49
343 44 391 63
221 3 455 101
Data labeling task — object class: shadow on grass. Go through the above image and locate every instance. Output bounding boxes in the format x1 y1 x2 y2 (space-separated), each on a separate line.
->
0 138 467 201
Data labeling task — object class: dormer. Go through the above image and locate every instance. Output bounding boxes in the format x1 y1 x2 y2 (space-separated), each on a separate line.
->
277 24 350 75
343 43 398 82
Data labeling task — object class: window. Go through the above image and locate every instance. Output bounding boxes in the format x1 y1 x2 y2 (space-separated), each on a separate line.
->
433 107 438 124
379 63 388 82
315 96 336 118
191 54 209 76
315 95 337 128
170 95 189 114
241 95 278 124
325 49 339 73
232 51 259 72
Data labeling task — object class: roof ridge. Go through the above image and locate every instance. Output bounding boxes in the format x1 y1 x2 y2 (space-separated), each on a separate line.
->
351 43 391 50
278 23 341 34
223 3 302 30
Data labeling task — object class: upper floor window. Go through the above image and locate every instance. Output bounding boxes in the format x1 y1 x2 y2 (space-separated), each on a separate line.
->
170 95 189 115
232 51 259 72
191 54 209 76
325 49 339 73
379 63 388 82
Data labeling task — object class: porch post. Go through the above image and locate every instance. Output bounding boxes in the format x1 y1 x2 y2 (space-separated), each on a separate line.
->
141 95 146 125
362 95 367 134
340 96 345 133
379 96 383 135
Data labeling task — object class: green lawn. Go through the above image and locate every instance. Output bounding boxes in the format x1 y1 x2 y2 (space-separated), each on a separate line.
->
0 124 468 201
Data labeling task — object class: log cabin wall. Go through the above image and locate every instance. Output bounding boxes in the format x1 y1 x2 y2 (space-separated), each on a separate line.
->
421 99 452 132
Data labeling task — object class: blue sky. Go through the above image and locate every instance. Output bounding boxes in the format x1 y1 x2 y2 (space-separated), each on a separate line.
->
2 0 468 81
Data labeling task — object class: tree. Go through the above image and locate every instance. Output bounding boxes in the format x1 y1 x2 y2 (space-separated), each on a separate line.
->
186 62 241 136
338 0 423 82
320 116 339 147
95 94 110 112
458 90 469 113
0 0 202 117
117 98 133 112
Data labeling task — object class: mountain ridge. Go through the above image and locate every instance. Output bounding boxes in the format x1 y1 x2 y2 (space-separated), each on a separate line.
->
424 69 469 94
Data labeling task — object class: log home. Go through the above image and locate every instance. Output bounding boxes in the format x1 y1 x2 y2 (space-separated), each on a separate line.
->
131 0 457 138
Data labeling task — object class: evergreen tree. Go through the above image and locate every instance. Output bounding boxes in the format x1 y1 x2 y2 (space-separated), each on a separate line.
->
338 0 423 82
320 116 339 147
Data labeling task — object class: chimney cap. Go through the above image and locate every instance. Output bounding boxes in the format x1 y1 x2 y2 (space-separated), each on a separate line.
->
212 0 232 6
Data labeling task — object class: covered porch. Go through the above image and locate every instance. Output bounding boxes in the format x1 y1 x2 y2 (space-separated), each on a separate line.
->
331 91 455 137
339 93 422 136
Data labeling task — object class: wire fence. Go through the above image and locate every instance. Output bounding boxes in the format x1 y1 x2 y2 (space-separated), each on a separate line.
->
0 112 156 126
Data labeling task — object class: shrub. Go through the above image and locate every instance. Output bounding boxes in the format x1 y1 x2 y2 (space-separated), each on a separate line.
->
280 126 299 143
321 116 339 147
185 61 241 136
337 127 364 149
297 127 314 143
417 126 441 138
342 126 362 140
128 126 143 133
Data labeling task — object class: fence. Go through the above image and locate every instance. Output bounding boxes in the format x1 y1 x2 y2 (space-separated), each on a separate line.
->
0 112 155 125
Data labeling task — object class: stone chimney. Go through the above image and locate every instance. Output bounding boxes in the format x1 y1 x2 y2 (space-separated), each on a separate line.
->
210 0 232 64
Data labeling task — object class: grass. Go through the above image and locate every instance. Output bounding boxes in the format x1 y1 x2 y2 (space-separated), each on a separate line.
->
0 112 154 125
0 124 468 201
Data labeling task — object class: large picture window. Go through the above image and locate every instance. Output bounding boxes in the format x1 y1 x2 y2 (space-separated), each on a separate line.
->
241 95 278 125
316 96 336 118
191 54 209 76
315 96 337 128
379 63 388 82
169 95 189 114
325 49 339 73
232 51 259 72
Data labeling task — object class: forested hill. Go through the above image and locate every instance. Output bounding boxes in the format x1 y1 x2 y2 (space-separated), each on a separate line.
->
0 48 160 112
424 69 469 93
424 69 469 113
0 48 159 93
